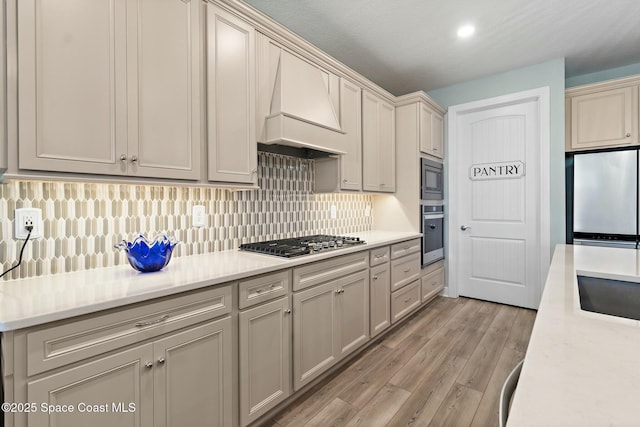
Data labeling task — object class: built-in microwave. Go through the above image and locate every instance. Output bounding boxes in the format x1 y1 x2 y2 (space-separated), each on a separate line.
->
421 158 443 201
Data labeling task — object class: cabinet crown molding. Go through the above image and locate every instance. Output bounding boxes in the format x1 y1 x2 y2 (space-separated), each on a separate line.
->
566 73 640 97
395 91 446 114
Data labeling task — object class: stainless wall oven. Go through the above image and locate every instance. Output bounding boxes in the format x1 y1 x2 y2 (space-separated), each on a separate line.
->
421 203 444 266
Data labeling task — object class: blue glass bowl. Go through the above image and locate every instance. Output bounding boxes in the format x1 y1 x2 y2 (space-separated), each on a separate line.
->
114 234 179 273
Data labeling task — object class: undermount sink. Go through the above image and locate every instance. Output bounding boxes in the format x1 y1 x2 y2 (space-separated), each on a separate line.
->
577 275 640 321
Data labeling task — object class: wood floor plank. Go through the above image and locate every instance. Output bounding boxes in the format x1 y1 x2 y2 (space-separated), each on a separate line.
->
383 303 443 349
273 344 392 426
456 304 520 392
470 346 525 427
387 355 469 426
428 383 484 427
344 383 411 427
504 308 537 353
338 332 430 409
303 398 357 427
271 298 537 427
341 297 484 409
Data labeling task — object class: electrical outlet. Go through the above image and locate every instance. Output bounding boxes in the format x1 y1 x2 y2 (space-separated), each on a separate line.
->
192 205 206 227
364 204 371 217
330 205 337 220
14 208 43 239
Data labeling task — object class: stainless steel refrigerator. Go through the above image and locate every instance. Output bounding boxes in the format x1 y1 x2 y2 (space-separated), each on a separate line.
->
572 149 638 249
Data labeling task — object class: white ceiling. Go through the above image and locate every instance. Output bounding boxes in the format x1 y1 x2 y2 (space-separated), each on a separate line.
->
243 0 640 95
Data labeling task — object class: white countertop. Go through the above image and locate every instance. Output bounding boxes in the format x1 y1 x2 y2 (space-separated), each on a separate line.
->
508 244 640 426
0 231 421 332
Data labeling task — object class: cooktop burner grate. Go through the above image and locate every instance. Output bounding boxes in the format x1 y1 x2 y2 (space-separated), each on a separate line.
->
239 234 365 257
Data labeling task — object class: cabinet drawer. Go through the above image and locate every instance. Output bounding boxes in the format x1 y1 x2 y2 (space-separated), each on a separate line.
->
422 267 444 303
26 284 232 376
391 280 421 324
239 270 290 309
390 239 421 259
370 246 390 266
391 252 421 291
293 252 368 291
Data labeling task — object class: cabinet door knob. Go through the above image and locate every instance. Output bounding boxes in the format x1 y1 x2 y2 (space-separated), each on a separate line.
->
335 289 341 294
157 357 165 365
284 309 292 314
120 154 127 162
627 133 632 137
130 155 138 163
372 275 378 280
145 362 153 369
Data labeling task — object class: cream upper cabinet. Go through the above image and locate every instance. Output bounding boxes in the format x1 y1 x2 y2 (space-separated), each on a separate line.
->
17 0 201 180
1 0 7 174
338 78 363 190
567 84 639 151
362 89 396 192
207 4 257 184
419 103 444 158
314 77 363 192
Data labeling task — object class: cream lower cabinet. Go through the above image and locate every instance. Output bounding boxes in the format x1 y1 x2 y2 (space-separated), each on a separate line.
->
17 0 201 179
292 270 369 390
389 239 422 324
369 246 391 338
26 318 232 427
7 285 233 427
239 296 291 426
27 344 153 427
362 90 396 192
207 4 258 185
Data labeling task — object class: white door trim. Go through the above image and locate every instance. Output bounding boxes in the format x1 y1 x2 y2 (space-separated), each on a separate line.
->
447 87 550 308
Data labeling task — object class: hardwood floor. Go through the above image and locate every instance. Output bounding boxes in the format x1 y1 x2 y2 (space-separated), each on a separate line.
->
267 296 536 427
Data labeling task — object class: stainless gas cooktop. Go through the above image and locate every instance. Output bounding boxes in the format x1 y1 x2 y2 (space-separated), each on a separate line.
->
239 235 365 258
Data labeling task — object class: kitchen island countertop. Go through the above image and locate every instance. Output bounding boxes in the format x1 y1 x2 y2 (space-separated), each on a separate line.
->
508 244 640 426
0 230 421 332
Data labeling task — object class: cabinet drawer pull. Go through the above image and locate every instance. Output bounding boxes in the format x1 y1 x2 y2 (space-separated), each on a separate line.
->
157 357 165 365
135 314 169 327
375 254 384 259
404 297 412 303
145 362 153 369
404 268 411 273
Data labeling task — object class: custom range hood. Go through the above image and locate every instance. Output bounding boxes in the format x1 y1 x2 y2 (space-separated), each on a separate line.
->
262 50 346 155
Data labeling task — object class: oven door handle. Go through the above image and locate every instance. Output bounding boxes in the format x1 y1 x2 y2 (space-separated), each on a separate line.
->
423 214 444 220
429 224 437 230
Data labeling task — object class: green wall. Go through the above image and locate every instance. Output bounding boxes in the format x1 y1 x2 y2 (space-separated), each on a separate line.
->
566 62 640 88
428 58 566 256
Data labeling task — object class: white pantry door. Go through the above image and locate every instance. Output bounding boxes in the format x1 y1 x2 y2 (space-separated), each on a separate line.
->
450 89 549 309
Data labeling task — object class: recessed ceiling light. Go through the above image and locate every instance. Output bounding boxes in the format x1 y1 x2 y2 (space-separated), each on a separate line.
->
457 24 475 39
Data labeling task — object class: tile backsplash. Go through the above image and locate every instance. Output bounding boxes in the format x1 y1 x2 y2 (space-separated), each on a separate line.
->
0 152 373 280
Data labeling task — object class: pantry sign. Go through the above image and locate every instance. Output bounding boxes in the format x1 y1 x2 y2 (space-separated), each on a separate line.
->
469 161 525 181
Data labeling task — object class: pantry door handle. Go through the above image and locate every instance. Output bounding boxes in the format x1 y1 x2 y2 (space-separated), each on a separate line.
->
460 225 471 231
